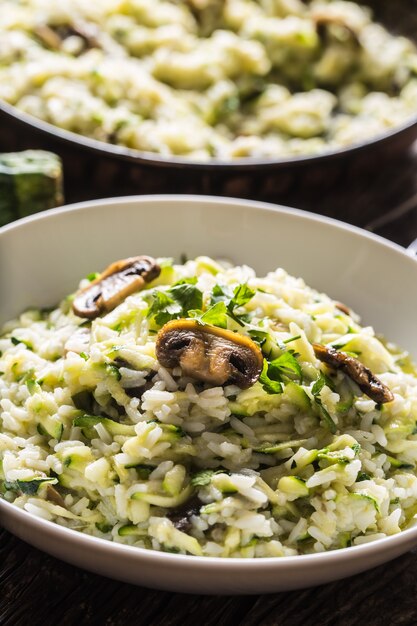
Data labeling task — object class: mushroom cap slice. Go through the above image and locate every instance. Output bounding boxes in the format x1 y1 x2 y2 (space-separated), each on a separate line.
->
34 24 62 50
72 256 160 319
313 343 394 404
167 495 202 532
334 301 351 316
35 21 100 52
156 319 263 389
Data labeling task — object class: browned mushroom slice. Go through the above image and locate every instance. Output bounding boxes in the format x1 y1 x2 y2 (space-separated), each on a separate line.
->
46 484 66 508
313 343 394 404
167 495 202 532
156 319 263 389
72 256 160 319
335 301 351 316
34 21 100 53
34 25 62 50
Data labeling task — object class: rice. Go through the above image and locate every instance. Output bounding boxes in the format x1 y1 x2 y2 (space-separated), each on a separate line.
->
0 1 417 160
1 255 417 558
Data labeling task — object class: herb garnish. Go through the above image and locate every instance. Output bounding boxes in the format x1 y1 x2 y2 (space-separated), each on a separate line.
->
311 373 337 433
210 283 255 326
146 279 203 327
259 351 302 395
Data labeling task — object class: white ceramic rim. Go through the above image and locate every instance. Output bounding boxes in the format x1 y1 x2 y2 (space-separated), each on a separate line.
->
1 194 417 578
0 193 414 258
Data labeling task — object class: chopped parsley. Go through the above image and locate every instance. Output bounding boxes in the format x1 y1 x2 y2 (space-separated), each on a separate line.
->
311 373 337 433
210 283 255 326
312 372 335 395
146 280 203 327
259 351 303 395
356 471 371 482
11 336 33 350
189 302 228 329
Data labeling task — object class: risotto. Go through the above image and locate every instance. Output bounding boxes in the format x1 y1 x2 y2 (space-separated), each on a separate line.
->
1 0 417 160
1 255 417 558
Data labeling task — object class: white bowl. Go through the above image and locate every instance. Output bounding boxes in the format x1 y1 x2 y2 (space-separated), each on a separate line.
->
1 195 417 594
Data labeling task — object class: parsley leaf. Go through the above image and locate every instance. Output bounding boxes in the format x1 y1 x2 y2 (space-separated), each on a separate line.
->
312 372 335 395
190 302 229 329
356 471 371 482
269 352 302 382
201 302 229 327
283 335 301 345
311 373 337 433
248 329 278 358
229 284 255 310
259 359 283 394
169 282 203 313
228 284 255 325
147 291 176 319
210 283 255 326
259 350 303 395
146 282 204 327
315 402 337 434
11 336 33 350
248 329 269 347
106 364 121 381
210 283 229 305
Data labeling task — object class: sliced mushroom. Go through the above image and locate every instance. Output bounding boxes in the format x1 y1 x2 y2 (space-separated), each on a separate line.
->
156 319 263 389
167 495 202 532
72 256 160 319
34 25 62 50
34 21 100 53
334 301 351 316
313 343 394 404
46 484 66 508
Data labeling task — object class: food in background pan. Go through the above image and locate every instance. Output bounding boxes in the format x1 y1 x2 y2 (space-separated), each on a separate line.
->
1 1 417 160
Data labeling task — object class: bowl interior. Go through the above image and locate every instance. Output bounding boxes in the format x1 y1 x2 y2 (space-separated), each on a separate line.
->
1 195 417 593
0 195 416 359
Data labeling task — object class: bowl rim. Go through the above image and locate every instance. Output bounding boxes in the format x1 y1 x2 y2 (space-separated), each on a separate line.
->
1 193 417 572
2 98 417 171
2 491 417 569
0 192 415 258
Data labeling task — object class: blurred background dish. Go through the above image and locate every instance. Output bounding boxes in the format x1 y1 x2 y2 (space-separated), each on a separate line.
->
2 0 417 162
1 0 417 225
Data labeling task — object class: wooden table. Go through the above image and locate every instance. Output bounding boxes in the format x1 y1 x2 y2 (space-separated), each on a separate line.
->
1 141 417 626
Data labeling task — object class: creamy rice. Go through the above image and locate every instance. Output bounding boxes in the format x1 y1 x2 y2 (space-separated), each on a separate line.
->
1 256 417 558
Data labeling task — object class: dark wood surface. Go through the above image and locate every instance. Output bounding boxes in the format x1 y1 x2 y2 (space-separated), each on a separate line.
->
1 526 417 626
1 138 417 625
